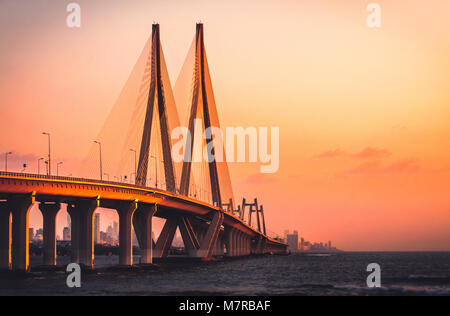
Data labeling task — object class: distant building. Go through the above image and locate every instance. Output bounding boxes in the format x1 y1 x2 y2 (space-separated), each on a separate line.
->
283 230 289 242
100 231 107 244
107 225 113 238
286 231 299 252
94 213 101 244
63 227 71 241
113 221 118 240
29 228 34 240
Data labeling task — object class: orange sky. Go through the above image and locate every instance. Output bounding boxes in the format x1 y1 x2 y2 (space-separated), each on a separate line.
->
1 0 449 251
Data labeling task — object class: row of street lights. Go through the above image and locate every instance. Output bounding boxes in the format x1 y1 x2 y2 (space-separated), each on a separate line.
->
93 141 158 187
41 132 63 176
5 135 155 182
3 132 63 176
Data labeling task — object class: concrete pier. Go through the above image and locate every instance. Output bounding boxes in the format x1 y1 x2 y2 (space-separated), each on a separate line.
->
67 199 98 268
154 217 177 258
115 200 138 266
10 193 35 271
38 202 61 266
133 204 156 264
0 202 11 270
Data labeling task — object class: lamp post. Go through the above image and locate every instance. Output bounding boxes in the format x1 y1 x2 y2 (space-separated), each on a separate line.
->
130 149 137 184
38 157 44 175
104 173 109 181
93 141 102 181
42 132 51 175
4 152 12 172
57 162 63 176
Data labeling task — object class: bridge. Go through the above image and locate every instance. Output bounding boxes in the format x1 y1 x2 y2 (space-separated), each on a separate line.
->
0 24 287 272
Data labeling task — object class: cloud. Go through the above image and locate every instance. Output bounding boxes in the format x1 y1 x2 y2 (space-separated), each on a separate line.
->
314 149 344 159
342 159 421 176
351 147 391 160
3 152 40 164
241 173 277 185
315 147 391 160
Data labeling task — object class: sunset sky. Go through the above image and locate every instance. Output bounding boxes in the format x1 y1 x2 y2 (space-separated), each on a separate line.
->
1 0 449 251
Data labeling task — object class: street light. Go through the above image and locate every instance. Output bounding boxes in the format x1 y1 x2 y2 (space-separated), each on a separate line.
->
42 132 51 176
93 141 102 181
57 162 63 176
4 152 12 172
104 173 109 181
130 149 137 184
38 158 44 175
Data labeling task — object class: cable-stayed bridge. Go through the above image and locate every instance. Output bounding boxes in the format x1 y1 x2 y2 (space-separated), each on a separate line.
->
0 24 287 272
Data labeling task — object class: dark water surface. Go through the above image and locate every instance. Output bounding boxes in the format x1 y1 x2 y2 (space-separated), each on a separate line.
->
0 252 449 296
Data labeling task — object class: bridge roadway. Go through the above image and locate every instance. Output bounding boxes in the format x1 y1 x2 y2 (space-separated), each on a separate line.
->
0 172 287 271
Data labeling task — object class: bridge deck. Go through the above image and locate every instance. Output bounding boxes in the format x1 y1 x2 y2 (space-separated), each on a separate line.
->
0 172 284 245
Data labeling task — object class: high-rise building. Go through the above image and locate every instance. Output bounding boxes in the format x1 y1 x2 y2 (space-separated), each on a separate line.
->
94 213 101 244
286 231 299 252
113 221 118 240
329 241 332 249
283 229 289 242
66 213 71 238
100 231 107 244
63 227 71 241
29 228 34 240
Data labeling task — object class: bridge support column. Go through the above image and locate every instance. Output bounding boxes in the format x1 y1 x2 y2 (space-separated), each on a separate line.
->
133 204 156 264
0 202 11 270
195 211 224 258
178 217 200 257
38 202 61 266
255 237 265 255
116 200 138 266
215 233 224 256
10 193 35 272
67 204 80 264
246 236 250 255
154 217 178 258
67 199 98 268
235 231 239 256
239 233 244 256
232 230 238 256
224 229 231 257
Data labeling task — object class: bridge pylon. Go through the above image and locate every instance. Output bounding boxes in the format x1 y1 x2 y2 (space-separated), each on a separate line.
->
179 23 224 208
136 24 177 192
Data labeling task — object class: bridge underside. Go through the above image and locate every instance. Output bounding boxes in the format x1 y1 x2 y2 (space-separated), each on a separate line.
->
0 182 287 271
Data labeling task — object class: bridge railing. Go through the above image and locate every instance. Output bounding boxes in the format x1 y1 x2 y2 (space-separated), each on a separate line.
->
0 171 233 211
0 171 163 191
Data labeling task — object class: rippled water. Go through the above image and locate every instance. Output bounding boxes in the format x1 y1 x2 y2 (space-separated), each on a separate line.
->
1 252 449 296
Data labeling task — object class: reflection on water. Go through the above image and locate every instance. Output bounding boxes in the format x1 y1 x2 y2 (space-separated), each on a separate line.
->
1 252 449 296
